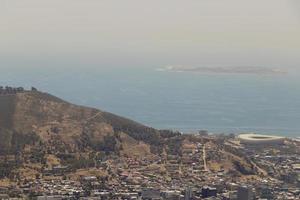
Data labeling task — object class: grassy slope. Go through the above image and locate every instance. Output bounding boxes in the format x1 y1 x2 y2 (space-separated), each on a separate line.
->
0 91 179 157
0 95 16 129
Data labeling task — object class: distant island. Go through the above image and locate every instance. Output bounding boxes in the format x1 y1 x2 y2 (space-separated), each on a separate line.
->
159 66 287 75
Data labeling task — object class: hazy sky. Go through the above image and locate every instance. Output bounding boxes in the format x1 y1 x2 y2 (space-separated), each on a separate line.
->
0 0 299 70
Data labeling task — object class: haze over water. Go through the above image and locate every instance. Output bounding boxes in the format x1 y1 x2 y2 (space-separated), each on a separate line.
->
1 0 300 137
1 66 300 137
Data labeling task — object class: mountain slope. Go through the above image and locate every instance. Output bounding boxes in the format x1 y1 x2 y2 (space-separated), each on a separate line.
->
0 90 177 156
0 89 260 182
0 94 16 129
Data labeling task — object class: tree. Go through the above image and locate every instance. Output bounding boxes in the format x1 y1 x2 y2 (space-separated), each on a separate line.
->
31 87 38 91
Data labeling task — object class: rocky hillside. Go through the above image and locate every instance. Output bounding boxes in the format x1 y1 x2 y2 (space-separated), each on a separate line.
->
0 89 257 181
0 90 179 157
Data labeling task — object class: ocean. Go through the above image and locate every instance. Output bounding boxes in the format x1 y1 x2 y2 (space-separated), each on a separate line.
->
1 66 300 137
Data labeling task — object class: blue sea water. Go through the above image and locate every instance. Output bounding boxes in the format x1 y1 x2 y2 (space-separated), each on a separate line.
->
1 66 300 137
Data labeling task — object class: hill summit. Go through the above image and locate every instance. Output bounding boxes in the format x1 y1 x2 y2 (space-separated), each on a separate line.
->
0 87 179 158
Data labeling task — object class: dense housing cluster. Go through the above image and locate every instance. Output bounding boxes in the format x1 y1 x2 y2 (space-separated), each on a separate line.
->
0 134 299 199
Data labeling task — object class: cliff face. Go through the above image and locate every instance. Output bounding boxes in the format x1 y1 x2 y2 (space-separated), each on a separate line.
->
0 91 168 155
